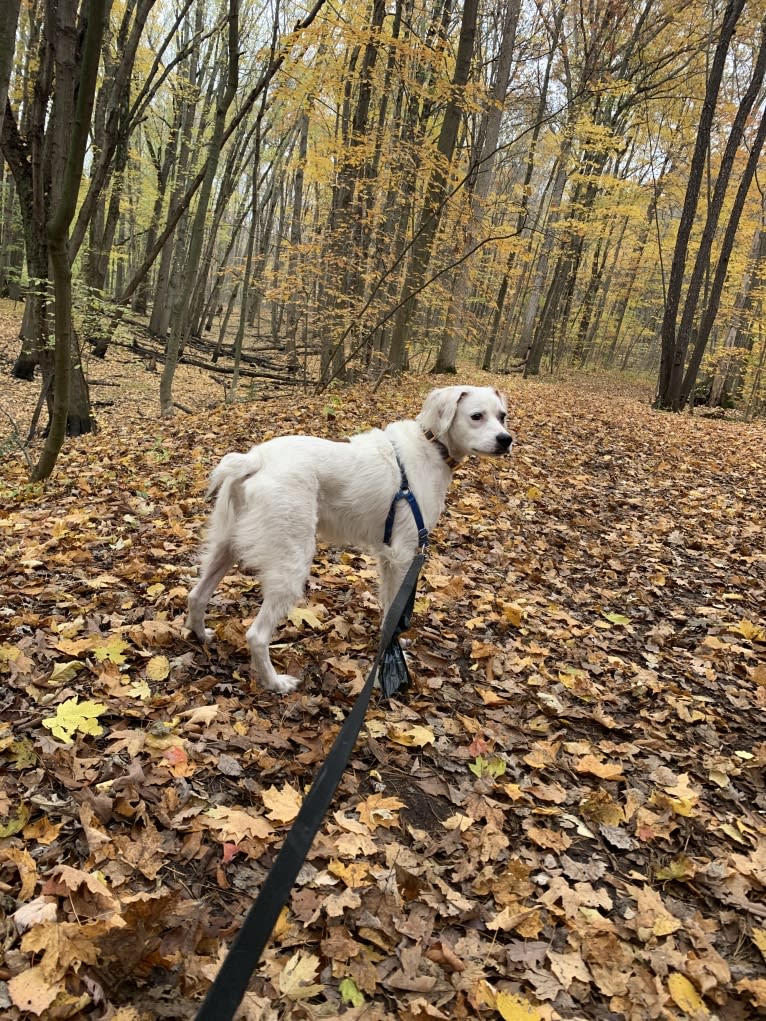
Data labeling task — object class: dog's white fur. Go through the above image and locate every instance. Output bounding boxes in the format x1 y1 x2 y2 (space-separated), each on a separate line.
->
186 385 512 693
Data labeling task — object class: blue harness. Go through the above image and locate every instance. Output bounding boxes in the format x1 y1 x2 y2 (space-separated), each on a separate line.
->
383 458 429 551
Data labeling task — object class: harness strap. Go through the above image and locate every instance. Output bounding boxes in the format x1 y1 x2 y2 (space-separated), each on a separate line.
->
383 459 429 550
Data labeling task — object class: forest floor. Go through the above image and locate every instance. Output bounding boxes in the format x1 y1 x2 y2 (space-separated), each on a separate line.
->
1 300 766 1021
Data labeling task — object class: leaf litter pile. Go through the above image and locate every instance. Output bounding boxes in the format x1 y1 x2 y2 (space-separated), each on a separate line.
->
1 362 766 1020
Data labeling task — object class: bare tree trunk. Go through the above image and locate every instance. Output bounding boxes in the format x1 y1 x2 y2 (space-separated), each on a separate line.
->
708 220 765 406
386 0 479 371
679 93 766 407
655 0 747 410
520 145 572 376
149 5 203 338
0 0 20 140
433 0 520 374
284 109 309 360
33 0 106 481
482 6 564 371
160 0 240 416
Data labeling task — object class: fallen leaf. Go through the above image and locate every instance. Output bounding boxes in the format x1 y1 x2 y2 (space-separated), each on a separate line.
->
667 972 709 1016
42 697 107 743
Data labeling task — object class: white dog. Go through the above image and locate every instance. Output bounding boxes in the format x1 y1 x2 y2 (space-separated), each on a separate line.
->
186 386 512 693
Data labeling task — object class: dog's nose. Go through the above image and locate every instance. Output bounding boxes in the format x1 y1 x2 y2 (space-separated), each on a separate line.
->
497 433 513 451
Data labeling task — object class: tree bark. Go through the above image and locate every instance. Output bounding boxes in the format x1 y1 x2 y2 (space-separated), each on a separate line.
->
160 0 240 416
655 0 747 410
433 0 520 374
0 0 20 140
387 0 479 371
679 92 766 407
33 0 106 481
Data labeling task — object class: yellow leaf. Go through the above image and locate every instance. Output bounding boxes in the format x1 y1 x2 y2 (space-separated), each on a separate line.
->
0 847 37 900
146 655 170 681
719 822 748 844
602 612 631 626
730 619 766 642
500 602 524 627
92 636 129 664
128 679 152 700
0 802 30 838
328 859 370 887
478 688 506 705
388 724 435 747
278 952 324 1000
752 928 766 962
262 783 302 824
495 990 545 1020
42 698 106 744
287 605 324 630
205 806 273 843
48 660 85 685
667 972 708 1016
357 794 404 830
737 977 766 1006
442 813 473 832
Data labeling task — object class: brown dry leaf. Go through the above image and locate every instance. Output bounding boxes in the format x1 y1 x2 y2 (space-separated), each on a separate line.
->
357 794 405 831
204 806 274 843
547 949 591 989
626 884 682 940
0 847 37 901
574 753 624 781
7 964 63 1015
3 362 766 1018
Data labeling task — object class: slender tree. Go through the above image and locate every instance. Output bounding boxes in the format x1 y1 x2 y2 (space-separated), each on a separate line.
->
33 0 107 480
655 0 747 410
386 0 480 371
160 0 240 416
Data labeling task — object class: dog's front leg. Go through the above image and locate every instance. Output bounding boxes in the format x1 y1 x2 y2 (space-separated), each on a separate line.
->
378 552 413 621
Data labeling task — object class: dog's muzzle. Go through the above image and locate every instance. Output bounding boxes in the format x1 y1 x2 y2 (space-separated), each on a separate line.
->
496 433 513 453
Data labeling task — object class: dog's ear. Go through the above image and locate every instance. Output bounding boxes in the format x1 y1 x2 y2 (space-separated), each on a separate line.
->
417 387 468 438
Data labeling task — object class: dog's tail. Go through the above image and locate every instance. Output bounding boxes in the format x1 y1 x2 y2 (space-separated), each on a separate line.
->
207 450 262 519
207 451 259 496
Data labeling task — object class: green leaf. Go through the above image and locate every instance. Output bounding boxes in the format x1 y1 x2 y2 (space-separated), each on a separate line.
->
469 754 507 779
602 612 631 626
0 802 30 838
339 977 364 1007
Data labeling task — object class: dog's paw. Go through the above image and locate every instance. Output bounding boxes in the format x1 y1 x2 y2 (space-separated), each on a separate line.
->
186 622 214 644
263 673 301 694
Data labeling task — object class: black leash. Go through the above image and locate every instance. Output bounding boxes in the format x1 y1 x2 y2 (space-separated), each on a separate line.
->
194 553 426 1021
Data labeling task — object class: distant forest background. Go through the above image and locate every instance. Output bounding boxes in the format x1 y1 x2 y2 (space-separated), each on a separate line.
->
2 0 766 477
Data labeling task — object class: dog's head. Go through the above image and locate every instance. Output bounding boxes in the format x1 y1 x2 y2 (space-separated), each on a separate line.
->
417 386 513 460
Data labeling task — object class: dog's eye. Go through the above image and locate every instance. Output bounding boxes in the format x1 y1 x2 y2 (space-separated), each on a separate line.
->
471 412 484 421
499 411 507 423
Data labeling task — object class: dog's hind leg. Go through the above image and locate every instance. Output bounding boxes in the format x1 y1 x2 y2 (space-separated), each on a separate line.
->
186 543 235 643
246 562 310 695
